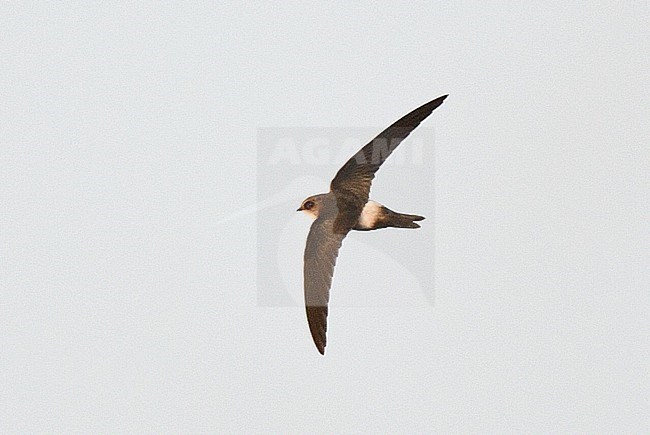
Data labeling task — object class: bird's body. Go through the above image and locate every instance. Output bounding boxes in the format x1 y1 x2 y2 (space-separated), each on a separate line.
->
298 196 424 231
297 95 448 354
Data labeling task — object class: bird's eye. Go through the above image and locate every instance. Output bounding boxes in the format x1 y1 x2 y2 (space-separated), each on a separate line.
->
304 201 314 210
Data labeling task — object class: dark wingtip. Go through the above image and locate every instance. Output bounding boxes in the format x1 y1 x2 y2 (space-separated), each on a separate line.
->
316 337 326 355
419 94 448 114
434 94 448 104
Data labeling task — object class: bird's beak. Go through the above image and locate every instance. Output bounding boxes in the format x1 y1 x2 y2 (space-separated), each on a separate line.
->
296 207 303 212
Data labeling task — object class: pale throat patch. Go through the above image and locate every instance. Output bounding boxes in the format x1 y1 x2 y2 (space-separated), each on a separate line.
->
357 200 382 229
301 209 318 220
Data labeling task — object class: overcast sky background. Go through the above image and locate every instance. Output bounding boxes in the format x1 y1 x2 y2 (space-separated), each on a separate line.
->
1 2 649 432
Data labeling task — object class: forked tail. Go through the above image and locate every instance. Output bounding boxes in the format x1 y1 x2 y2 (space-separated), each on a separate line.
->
386 210 425 229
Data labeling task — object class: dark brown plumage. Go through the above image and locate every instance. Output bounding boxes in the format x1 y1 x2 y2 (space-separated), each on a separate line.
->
300 95 448 354
330 95 448 234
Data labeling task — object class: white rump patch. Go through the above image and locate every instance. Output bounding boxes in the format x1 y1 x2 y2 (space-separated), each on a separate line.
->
357 201 382 229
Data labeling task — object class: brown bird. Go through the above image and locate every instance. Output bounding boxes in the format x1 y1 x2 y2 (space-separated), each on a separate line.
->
297 95 448 354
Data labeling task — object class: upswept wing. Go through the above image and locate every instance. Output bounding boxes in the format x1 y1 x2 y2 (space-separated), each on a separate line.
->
329 95 448 232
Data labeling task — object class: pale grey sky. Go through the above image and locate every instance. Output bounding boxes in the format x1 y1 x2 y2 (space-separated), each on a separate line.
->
1 2 649 432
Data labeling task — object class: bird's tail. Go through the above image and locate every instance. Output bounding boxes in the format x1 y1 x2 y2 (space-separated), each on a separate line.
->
386 210 425 229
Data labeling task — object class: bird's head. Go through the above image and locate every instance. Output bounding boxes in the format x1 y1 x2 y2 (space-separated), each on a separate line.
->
297 194 327 220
